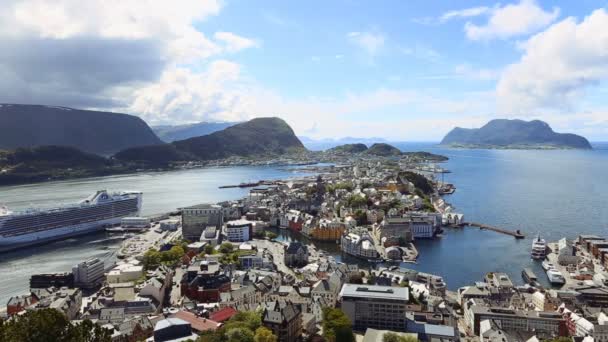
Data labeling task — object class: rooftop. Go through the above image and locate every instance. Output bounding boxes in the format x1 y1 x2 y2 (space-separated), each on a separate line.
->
339 284 409 301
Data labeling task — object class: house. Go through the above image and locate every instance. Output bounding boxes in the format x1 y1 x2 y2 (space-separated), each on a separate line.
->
262 301 303 342
181 204 223 241
180 261 231 302
284 242 309 267
153 318 198 342
6 293 38 316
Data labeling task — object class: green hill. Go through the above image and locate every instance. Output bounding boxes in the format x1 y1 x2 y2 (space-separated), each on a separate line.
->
363 143 402 156
326 143 368 154
115 117 306 165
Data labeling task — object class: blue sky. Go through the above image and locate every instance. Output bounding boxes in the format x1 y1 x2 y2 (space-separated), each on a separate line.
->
1 0 607 141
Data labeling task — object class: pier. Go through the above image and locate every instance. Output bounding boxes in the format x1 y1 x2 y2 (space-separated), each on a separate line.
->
464 222 525 239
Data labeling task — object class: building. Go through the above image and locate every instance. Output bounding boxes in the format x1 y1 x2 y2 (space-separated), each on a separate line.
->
153 318 197 342
339 284 410 332
160 220 180 231
375 217 414 246
469 306 567 336
341 232 380 260
284 242 309 267
181 204 223 241
29 272 74 289
6 294 38 316
200 226 220 246
180 260 231 302
262 301 303 342
225 220 253 242
72 258 105 289
308 219 346 241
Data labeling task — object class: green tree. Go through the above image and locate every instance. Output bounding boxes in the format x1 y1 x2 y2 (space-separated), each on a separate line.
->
254 327 277 342
265 231 278 240
322 308 354 342
204 244 216 255
142 249 161 270
226 327 254 342
219 242 235 254
0 308 111 342
383 332 419 342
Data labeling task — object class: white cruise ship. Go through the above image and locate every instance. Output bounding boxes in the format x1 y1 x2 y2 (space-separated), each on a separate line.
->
531 234 547 259
0 190 142 252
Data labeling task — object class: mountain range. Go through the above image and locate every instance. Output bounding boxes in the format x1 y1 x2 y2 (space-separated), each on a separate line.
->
440 119 592 149
0 104 162 155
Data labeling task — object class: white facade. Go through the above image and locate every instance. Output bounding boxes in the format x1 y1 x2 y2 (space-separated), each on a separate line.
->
73 258 105 288
225 220 252 242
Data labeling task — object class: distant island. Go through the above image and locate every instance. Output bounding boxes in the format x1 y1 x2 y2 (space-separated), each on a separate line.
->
324 143 448 161
440 119 592 149
0 104 162 155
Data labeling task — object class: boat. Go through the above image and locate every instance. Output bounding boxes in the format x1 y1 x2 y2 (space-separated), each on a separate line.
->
105 227 126 233
531 233 547 259
542 261 555 271
546 269 566 285
0 190 142 252
522 268 539 286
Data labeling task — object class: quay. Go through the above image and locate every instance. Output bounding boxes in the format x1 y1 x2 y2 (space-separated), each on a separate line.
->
464 222 525 239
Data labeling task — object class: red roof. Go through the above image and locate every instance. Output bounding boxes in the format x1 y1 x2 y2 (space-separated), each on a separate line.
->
172 311 221 332
209 307 238 323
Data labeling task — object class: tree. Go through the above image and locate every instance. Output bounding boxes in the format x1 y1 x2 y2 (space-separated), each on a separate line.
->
254 327 277 342
142 249 161 270
219 242 235 254
225 327 254 342
204 244 216 255
265 231 278 240
383 332 419 342
322 308 354 342
0 308 111 342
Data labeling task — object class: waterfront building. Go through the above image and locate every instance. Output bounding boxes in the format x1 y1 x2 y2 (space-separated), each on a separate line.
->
284 242 309 267
225 219 253 242
6 293 38 316
72 258 105 289
29 272 74 289
339 284 410 332
181 204 223 241
160 220 180 231
308 219 345 241
341 232 380 260
31 287 82 320
106 260 144 284
262 300 302 342
375 217 413 246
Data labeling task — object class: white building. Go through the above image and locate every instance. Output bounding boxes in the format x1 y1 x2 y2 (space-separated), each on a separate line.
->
339 284 409 332
107 261 144 284
341 232 380 259
225 220 252 242
73 258 105 289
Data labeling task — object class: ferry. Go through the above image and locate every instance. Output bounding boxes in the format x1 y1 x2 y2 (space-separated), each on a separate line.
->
542 261 556 271
547 269 566 285
522 267 539 286
0 190 142 252
531 234 547 259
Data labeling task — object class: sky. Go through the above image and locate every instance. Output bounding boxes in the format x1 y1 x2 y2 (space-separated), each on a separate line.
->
0 0 607 141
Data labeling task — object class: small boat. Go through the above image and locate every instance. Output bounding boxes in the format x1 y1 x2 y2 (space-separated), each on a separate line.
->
547 269 566 285
105 227 125 233
542 261 555 271
531 233 547 259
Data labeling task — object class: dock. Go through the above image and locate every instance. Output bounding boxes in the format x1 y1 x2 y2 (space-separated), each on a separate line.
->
464 222 525 239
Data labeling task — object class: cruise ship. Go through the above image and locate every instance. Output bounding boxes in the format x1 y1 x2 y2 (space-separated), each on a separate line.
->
0 190 142 252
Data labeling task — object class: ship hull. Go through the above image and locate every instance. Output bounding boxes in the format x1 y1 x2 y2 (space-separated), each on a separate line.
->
0 216 127 253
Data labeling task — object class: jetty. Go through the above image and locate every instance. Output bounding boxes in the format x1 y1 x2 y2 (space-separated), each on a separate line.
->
464 222 525 239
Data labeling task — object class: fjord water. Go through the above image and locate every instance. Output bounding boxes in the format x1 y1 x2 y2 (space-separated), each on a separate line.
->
1 144 607 304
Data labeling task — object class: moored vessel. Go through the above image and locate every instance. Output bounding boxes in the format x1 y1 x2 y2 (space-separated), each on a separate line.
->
0 190 142 252
531 233 547 259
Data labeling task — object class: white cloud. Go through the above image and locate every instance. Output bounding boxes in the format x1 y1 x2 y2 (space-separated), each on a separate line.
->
465 0 560 40
497 8 608 114
347 31 385 57
440 6 490 23
214 32 259 53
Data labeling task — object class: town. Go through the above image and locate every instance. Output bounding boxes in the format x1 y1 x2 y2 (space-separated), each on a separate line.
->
2 152 607 342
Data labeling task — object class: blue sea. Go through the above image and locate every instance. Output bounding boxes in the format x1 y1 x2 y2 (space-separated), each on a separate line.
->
1 143 607 303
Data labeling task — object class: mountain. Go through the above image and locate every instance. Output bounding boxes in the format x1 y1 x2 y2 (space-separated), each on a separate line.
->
153 121 240 142
326 143 368 154
440 119 592 149
115 117 306 165
364 143 402 156
0 146 118 185
0 104 163 155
